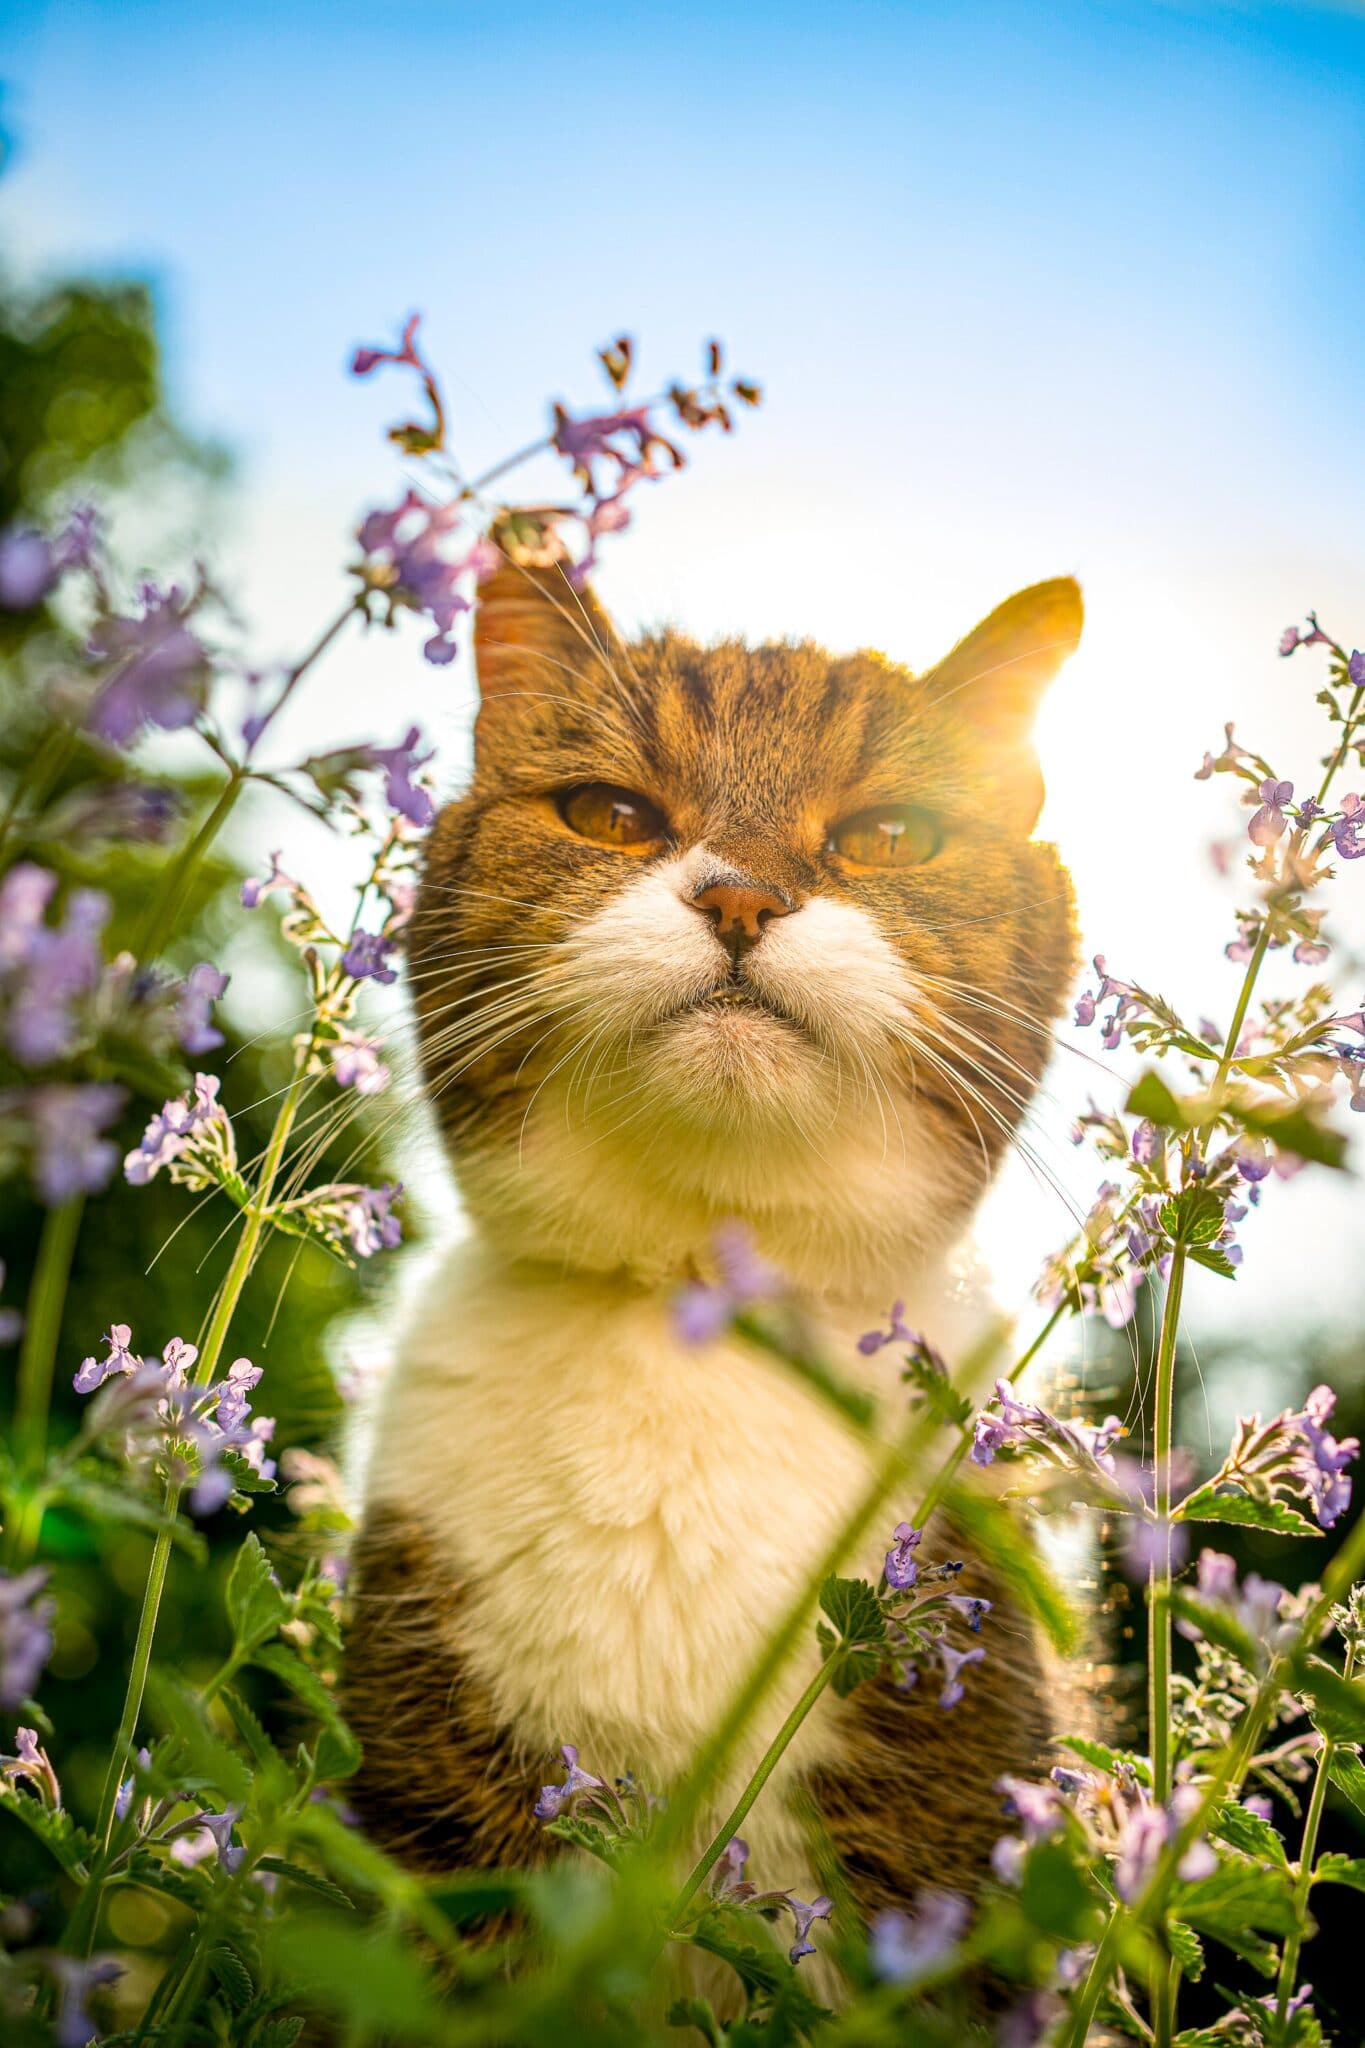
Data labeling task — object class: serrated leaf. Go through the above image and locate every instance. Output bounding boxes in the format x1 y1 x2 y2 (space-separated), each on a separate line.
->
126 1849 207 1907
146 1670 252 1805
1166 1918 1206 1981
0 1793 96 1879
1311 1851 1365 1892
1327 1749 1365 1819
817 1575 886 1646
1188 1246 1238 1279
226 1532 289 1652
208 1943 254 2009
1292 1656 1365 1742
686 1911 832 2033
1238 1099 1346 1171
1210 1802 1288 1867
221 1687 283 1772
1178 1486 1322 1538
256 2022 305 2048
257 1856 355 1910
1174 1858 1298 1975
252 1643 360 1778
1126 1072 1187 1127
1058 1735 1152 1787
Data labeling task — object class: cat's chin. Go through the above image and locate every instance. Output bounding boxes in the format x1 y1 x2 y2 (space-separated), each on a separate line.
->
640 1000 831 1127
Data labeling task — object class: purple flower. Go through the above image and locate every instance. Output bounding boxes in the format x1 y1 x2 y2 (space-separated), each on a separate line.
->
73 1321 140 1394
362 727 436 828
711 1835 751 1898
884 1520 922 1591
551 403 682 494
48 1955 123 2048
1130 1119 1159 1164
125 1072 228 1185
1248 778 1293 847
0 1568 56 1709
356 493 498 665
341 1182 403 1257
328 1029 391 1095
997 1774 1066 1843
1242 1794 1274 1822
787 1892 833 1964
0 526 59 608
114 1746 152 1822
1279 625 1304 656
1352 650 1365 687
18 1083 127 1203
869 1890 969 1983
937 1641 986 1709
945 1593 991 1632
341 930 398 984
241 850 301 910
1330 792 1365 860
858 1299 916 1354
998 1991 1066 2048
177 961 229 1056
534 1742 603 1819
0 506 98 610
672 1223 783 1345
1073 989 1096 1027
43 780 183 846
0 865 110 1067
86 582 212 743
1292 1384 1358 1528
213 1357 264 1434
351 312 424 378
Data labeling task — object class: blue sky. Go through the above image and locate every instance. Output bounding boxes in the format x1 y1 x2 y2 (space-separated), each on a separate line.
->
5 1 1365 1368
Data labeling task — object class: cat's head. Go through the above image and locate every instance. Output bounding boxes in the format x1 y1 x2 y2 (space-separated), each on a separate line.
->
409 564 1082 1291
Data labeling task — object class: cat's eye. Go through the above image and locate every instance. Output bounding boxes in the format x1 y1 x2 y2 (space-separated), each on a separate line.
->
829 805 941 868
558 783 668 852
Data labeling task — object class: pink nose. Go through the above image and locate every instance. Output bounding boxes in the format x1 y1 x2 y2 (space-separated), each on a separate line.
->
692 880 792 956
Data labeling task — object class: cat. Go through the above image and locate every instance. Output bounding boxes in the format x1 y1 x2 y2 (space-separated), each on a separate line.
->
344 558 1083 1959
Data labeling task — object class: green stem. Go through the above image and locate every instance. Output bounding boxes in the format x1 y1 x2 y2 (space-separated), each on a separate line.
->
10 1194 84 1483
1148 1245 1186 1814
135 769 245 962
74 1050 314 1953
1067 1902 1126 2047
1275 1639 1356 2025
1316 681 1365 807
671 1658 837 1924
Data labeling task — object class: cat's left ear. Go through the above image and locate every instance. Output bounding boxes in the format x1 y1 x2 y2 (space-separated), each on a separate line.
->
473 556 616 710
921 576 1083 825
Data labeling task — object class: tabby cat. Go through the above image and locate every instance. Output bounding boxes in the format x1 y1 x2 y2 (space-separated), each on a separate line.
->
345 561 1083 1964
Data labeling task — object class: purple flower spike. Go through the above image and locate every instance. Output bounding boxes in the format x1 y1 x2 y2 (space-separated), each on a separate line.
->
1293 1385 1358 1528
177 962 229 1055
73 1321 139 1394
351 312 425 378
48 1956 123 2048
0 1568 56 1709
1248 778 1294 848
86 582 212 744
787 1892 833 1964
364 726 436 828
533 1741 603 1820
858 1299 914 1354
341 930 398 985
884 1520 922 1591
1330 792 1365 861
937 1641 986 1709
869 1889 969 1983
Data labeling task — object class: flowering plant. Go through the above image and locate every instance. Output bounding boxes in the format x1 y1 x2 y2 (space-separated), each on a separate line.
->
1 277 1363 2048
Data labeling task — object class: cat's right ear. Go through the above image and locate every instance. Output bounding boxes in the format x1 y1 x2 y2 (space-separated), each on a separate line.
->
473 557 615 711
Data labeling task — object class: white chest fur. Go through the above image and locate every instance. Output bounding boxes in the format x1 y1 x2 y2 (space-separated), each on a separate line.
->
359 1238 991 1797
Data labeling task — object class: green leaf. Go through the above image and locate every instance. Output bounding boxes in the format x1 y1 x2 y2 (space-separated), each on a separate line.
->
146 1670 252 1805
252 1642 361 1778
55 1474 208 1562
226 1532 289 1652
686 1911 832 2034
666 1997 723 2045
265 1913 449 2040
1311 1851 1365 1893
1058 1736 1152 1787
1126 1072 1187 1127
1158 1186 1226 1247
1017 1839 1104 1943
1210 1802 1288 1868
256 2022 305 2048
256 1856 355 1910
1166 1918 1206 1982
944 1486 1080 1655
542 1814 625 1869
1238 1099 1346 1172
125 1850 206 1907
1178 1486 1322 1538
0 1794 95 1880
1327 1750 1365 1820
817 1576 886 1646
208 1943 254 2009
221 1686 284 1772
1292 1656 1365 1742
1174 1859 1298 1975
